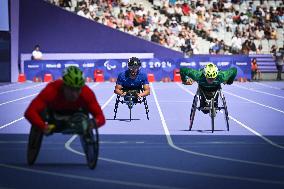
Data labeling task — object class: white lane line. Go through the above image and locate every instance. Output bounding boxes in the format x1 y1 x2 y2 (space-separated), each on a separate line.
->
0 82 23 88
0 140 145 144
66 127 284 185
177 83 284 149
234 84 284 99
152 82 284 168
0 117 25 129
98 158 284 185
223 90 284 114
0 94 38 107
0 83 100 130
228 115 284 149
0 83 45 95
254 82 283 90
2 140 277 145
0 163 186 189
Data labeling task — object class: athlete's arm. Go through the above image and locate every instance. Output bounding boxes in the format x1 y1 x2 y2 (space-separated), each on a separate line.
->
24 85 53 131
218 67 237 85
138 84 150 97
83 87 106 128
114 84 126 96
114 73 126 96
180 68 202 84
137 73 150 97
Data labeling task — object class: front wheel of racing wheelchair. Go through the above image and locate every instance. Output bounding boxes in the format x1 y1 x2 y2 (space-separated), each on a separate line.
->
189 87 230 133
113 89 149 121
27 111 99 169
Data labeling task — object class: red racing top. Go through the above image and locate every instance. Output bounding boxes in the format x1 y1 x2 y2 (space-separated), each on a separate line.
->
24 80 105 130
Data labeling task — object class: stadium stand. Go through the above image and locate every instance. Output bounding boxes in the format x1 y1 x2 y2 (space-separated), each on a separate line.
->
47 0 284 78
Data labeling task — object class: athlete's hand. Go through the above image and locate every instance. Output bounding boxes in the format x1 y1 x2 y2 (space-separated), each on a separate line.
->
43 124 56 136
137 93 143 99
121 92 127 96
183 78 194 85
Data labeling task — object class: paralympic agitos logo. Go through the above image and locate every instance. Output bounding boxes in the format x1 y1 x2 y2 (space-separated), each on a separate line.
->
104 60 117 70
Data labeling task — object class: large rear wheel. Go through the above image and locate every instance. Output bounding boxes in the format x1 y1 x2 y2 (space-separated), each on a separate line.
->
80 125 99 169
222 94 230 131
189 95 198 131
27 126 43 165
210 98 216 133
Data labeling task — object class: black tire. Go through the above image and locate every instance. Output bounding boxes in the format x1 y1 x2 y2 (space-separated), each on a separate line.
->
80 126 99 170
144 97 149 120
210 98 215 133
189 95 198 131
27 126 43 165
222 94 230 131
146 111 149 120
130 107 132 121
113 96 120 120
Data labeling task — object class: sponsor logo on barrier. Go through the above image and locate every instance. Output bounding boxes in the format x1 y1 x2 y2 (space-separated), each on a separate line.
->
64 63 79 68
199 62 213 66
236 62 247 66
27 65 40 68
217 62 230 66
180 62 196 67
83 62 95 68
104 61 116 70
46 64 61 68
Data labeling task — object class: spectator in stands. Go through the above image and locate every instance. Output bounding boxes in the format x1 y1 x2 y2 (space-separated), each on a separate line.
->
151 29 160 43
264 25 272 39
231 34 242 54
251 58 261 80
271 45 277 54
240 12 249 24
273 47 284 80
224 0 233 12
241 40 250 54
31 45 43 60
255 26 265 40
277 9 284 28
254 6 263 19
270 28 277 40
248 40 257 54
60 0 71 11
182 2 190 16
256 44 263 54
232 11 241 25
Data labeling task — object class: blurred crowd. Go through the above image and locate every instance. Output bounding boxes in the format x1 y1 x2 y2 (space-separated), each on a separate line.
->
48 0 284 55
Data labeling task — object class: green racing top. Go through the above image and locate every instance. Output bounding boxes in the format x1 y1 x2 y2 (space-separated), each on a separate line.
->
180 67 237 91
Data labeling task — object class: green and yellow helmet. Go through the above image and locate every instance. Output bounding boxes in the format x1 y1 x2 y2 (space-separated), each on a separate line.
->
204 63 218 79
63 66 85 88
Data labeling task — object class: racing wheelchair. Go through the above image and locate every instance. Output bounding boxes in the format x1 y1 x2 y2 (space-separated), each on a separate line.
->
113 89 149 121
27 110 99 169
189 85 229 133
